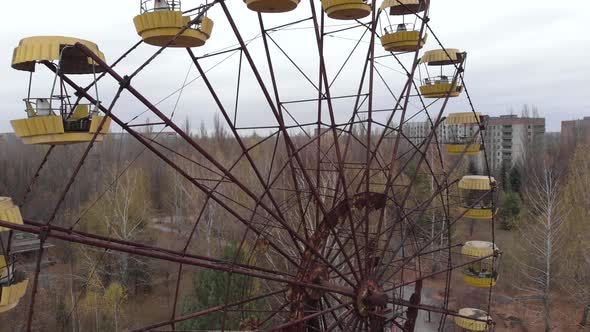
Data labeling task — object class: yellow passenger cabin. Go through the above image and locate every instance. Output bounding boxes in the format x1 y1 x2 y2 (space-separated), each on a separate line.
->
386 0 429 15
458 176 497 220
461 241 499 288
0 256 9 285
0 269 28 314
444 112 485 156
10 36 111 145
0 199 28 314
322 0 371 20
11 36 106 74
134 0 214 48
419 49 465 98
244 0 300 13
454 308 491 331
0 198 23 232
379 0 428 52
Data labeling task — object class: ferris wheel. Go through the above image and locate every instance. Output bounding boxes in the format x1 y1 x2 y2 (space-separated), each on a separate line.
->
0 0 501 331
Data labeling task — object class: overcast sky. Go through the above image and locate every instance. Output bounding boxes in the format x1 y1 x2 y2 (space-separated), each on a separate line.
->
1 0 588 133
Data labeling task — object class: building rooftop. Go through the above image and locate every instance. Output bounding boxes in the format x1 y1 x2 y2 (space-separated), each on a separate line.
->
488 115 545 126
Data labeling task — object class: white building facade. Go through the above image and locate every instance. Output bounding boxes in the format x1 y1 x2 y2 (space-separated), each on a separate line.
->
401 115 545 173
483 115 545 172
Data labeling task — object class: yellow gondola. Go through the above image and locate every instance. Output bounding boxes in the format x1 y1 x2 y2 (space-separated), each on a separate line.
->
445 112 484 156
0 271 28 314
0 198 23 232
0 199 28 314
10 36 111 145
134 0 214 48
379 0 428 52
419 49 465 98
0 256 7 281
461 241 499 288
458 176 497 220
454 308 491 331
322 0 371 20
244 0 300 13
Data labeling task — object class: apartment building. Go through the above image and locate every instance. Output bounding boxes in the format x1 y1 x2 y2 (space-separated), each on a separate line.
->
401 115 545 172
401 117 479 148
483 115 545 171
561 116 590 149
402 120 432 146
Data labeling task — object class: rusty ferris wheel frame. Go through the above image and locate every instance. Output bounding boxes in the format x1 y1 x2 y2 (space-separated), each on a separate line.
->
0 0 498 331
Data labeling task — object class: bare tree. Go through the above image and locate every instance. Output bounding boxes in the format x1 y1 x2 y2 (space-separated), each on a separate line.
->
513 165 567 332
79 168 152 293
183 115 191 137
199 120 207 139
521 104 531 118
561 145 590 329
213 113 227 144
532 105 540 118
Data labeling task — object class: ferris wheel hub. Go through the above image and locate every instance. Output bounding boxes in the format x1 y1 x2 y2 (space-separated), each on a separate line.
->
355 278 387 317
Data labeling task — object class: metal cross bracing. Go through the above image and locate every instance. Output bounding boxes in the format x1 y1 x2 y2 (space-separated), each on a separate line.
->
5 1 500 331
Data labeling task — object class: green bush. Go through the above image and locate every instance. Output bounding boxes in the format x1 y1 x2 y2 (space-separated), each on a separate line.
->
55 300 68 326
499 191 521 230
179 244 261 330
509 167 522 193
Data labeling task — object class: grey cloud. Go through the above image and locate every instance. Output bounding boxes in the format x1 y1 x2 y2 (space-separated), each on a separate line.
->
1 0 588 134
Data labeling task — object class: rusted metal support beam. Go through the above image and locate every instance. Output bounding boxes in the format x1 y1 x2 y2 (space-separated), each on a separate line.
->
389 299 492 324
185 48 303 257
218 1 333 222
42 61 301 269
23 219 292 278
130 289 287 332
0 219 356 298
19 145 54 207
26 76 123 332
268 302 352 332
74 44 353 282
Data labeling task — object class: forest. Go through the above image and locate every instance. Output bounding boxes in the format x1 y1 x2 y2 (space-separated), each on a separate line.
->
0 118 589 331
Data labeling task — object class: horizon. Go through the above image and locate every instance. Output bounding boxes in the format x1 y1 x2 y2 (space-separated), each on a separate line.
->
1 1 589 133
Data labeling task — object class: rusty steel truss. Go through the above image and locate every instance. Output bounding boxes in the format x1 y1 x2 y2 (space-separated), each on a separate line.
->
1 1 499 331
